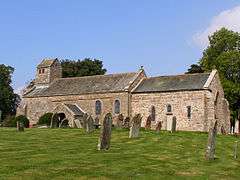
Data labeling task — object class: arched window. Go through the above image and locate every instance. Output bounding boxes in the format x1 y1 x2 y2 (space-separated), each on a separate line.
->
114 100 120 114
167 104 172 113
150 106 156 121
95 100 102 115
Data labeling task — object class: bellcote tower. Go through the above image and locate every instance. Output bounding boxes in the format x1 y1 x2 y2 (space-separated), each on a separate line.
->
35 58 62 86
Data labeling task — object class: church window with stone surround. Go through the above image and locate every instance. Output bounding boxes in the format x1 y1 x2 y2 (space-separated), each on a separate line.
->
187 106 191 119
150 105 156 121
114 100 120 114
42 68 45 74
167 104 172 113
95 100 102 115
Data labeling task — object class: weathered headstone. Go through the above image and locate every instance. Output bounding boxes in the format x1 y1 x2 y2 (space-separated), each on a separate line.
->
94 117 100 129
171 116 177 133
116 114 124 128
98 113 112 150
205 120 218 160
234 120 239 134
83 113 90 129
74 118 82 128
86 115 94 133
145 115 152 130
155 121 162 133
234 141 238 159
17 121 24 132
166 115 172 131
221 125 226 135
129 114 142 138
123 117 130 128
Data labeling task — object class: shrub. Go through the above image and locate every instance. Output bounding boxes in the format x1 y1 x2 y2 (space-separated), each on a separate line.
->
38 113 53 126
2 115 29 128
2 115 16 127
15 115 30 128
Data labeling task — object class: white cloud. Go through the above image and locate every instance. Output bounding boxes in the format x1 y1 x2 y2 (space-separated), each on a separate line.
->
193 6 240 49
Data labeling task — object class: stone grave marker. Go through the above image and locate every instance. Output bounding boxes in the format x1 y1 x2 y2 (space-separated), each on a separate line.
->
155 121 162 133
235 120 239 134
145 115 152 130
94 117 100 129
86 115 94 133
171 116 177 133
129 114 142 138
234 141 238 159
17 121 24 132
123 117 130 128
98 113 112 150
166 116 172 131
205 120 218 160
116 114 124 128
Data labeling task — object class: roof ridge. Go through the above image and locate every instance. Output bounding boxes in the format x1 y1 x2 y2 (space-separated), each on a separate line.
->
56 72 138 81
147 72 210 79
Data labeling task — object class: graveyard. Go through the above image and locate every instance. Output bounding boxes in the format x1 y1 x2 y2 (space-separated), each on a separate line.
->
0 127 239 179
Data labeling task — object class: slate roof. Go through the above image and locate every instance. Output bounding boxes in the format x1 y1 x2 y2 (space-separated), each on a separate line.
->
24 72 138 97
133 73 210 93
37 59 57 68
64 104 85 116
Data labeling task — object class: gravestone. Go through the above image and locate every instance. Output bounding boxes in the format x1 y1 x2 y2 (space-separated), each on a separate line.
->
155 121 162 133
205 120 218 160
221 125 226 135
123 117 130 128
166 115 173 131
17 121 24 132
74 118 82 128
235 120 239 134
145 115 152 130
234 141 238 159
129 114 142 138
116 114 124 128
86 115 94 133
98 113 112 150
94 117 100 129
171 116 177 133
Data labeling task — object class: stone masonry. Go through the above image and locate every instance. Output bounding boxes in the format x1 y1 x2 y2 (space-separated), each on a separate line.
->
17 59 230 133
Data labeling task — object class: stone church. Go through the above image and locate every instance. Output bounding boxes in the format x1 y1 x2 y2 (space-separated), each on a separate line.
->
17 58 230 133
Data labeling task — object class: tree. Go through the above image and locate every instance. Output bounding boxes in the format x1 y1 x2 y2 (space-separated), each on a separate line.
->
61 58 107 78
0 64 20 120
186 64 204 74
186 28 240 119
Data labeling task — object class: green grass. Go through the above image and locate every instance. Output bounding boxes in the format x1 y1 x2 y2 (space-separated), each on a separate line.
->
0 128 239 180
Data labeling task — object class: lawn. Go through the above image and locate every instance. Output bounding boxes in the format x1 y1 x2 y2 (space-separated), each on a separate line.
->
0 128 239 180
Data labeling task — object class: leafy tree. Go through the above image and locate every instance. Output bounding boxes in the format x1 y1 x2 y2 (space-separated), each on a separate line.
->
187 28 240 119
0 64 20 120
186 64 204 74
61 58 107 78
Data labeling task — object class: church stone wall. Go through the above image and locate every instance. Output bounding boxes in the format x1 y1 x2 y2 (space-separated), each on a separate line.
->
22 92 130 125
131 90 207 132
206 73 230 133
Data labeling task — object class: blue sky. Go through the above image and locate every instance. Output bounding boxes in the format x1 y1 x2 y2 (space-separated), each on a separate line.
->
0 0 239 91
